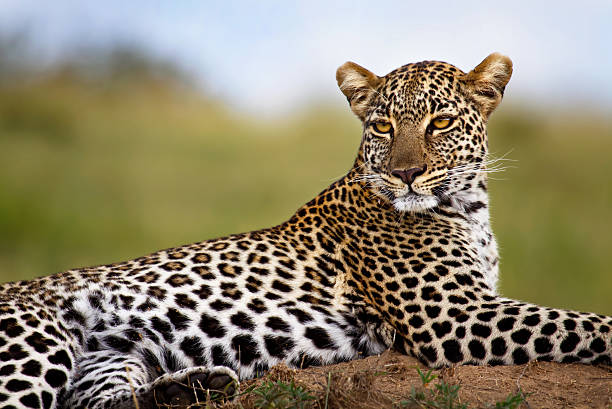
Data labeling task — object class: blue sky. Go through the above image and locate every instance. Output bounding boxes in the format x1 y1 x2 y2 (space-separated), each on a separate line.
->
1 1 611 114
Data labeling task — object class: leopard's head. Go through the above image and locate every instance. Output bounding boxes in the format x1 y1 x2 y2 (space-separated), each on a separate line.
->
337 53 512 212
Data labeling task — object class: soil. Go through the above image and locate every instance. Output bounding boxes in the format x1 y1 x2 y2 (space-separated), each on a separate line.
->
225 350 612 409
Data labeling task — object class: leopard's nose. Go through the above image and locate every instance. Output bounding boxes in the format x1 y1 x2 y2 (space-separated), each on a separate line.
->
391 166 426 185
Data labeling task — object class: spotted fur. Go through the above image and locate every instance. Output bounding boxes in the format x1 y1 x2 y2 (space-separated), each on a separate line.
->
0 53 610 409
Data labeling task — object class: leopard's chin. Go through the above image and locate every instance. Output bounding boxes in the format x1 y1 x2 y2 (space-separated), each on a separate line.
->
392 194 439 213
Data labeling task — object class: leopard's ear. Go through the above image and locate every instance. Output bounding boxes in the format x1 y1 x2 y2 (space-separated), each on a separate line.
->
336 62 382 121
462 53 513 118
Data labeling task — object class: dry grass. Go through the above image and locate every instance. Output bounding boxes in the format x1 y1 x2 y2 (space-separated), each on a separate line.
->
213 350 610 409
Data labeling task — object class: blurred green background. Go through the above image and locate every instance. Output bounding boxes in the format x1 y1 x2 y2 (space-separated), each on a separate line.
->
0 42 610 316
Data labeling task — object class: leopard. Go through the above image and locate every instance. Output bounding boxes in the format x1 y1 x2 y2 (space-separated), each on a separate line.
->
0 52 610 409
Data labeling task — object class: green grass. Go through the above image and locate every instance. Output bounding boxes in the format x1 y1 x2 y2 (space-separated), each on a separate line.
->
395 368 526 409
252 380 315 409
234 368 526 409
396 368 466 409
0 75 610 315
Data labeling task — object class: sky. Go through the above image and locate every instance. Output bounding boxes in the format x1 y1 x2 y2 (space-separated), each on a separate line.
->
0 1 611 114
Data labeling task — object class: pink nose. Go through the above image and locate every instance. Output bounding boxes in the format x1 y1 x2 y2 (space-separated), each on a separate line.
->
391 166 426 185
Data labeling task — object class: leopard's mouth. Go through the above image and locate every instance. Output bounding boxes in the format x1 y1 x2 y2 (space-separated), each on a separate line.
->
391 192 440 212
375 175 441 213
368 175 442 213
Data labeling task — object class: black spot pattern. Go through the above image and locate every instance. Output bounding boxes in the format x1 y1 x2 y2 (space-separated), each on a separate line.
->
44 369 67 388
497 317 515 332
231 334 260 365
442 340 463 363
6 379 32 392
167 308 190 330
305 327 336 349
264 335 295 358
431 321 452 338
211 345 233 367
510 329 531 345
230 312 255 330
419 346 438 363
512 348 529 364
471 323 491 338
468 340 486 359
180 336 207 366
560 332 580 353
534 337 553 354
0 364 15 376
200 313 226 338
20 393 40 409
491 337 507 356
590 338 605 353
266 317 291 332
21 360 41 377
0 344 28 361
0 318 26 337
151 317 174 343
540 322 557 335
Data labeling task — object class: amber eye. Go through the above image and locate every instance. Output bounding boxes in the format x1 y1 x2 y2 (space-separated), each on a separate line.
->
431 118 453 130
372 122 392 134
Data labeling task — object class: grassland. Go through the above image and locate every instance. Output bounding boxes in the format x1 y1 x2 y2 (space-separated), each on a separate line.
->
0 74 610 315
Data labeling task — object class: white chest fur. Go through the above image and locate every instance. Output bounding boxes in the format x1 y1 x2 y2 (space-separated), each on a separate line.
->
452 191 500 293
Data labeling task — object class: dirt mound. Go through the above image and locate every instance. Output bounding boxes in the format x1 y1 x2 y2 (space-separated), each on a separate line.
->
227 350 611 409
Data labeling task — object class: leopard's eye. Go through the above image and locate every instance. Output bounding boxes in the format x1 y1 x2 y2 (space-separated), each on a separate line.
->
372 122 392 134
431 118 453 130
